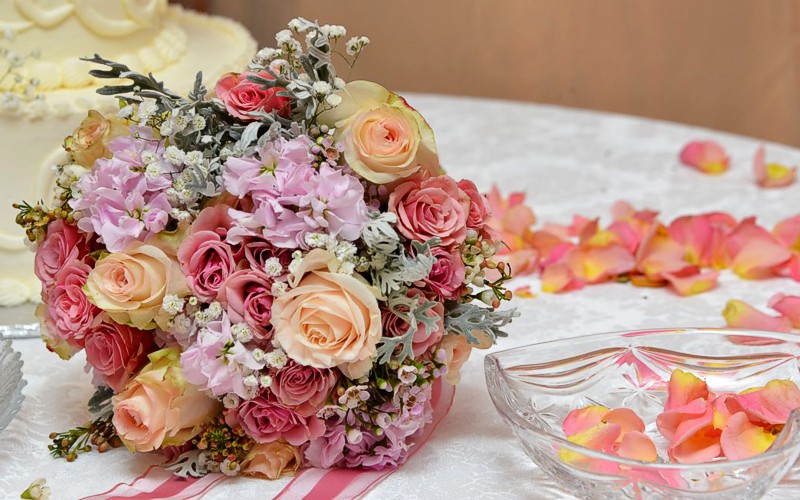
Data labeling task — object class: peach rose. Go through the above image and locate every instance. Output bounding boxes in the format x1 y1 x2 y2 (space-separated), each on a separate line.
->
112 348 220 452
84 242 189 330
318 80 440 184
63 110 126 168
440 334 473 385
242 441 302 480
271 249 381 379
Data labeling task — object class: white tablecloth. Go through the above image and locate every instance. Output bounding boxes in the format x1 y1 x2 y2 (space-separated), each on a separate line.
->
2 94 800 499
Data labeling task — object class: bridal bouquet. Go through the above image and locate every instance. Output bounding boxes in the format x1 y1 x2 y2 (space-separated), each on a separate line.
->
15 18 516 480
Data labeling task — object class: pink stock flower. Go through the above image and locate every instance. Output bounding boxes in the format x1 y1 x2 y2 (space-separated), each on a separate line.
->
231 394 325 445
180 313 264 399
222 136 315 199
418 247 466 300
382 288 445 358
270 361 338 417
69 129 175 252
215 71 291 121
34 219 91 291
389 175 469 247
753 146 797 188
36 259 100 360
679 140 730 175
84 319 155 392
224 140 368 249
217 270 276 342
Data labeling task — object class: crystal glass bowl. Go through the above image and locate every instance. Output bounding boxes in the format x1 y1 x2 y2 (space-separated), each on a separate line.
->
0 339 26 432
485 328 800 499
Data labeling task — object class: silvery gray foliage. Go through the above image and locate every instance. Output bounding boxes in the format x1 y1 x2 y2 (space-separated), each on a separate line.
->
371 238 440 297
376 292 441 364
164 450 207 478
247 18 339 128
445 304 519 346
87 386 114 418
361 211 400 254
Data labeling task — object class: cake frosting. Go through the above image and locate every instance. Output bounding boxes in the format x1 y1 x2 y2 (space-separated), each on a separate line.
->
0 1 256 305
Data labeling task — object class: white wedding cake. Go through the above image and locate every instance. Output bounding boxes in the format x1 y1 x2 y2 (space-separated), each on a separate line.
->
0 0 256 305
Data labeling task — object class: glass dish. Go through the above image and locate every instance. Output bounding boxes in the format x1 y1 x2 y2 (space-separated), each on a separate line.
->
0 339 26 432
485 328 800 499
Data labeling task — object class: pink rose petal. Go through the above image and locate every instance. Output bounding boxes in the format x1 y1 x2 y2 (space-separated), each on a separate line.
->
754 146 797 188
720 412 777 460
679 140 730 175
768 293 800 328
722 299 792 333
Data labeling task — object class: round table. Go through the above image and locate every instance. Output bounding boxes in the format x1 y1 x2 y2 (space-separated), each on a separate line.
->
2 94 800 499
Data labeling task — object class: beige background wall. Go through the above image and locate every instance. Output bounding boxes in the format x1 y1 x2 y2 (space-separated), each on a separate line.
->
177 0 800 147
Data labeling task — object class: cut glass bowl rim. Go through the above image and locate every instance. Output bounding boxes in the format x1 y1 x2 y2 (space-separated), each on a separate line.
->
485 326 800 471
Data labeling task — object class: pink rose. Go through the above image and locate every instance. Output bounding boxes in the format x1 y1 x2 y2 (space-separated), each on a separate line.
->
34 220 91 291
457 179 490 230
382 288 445 357
218 270 275 342
418 247 466 300
232 395 325 445
270 361 338 417
389 175 469 247
178 230 238 301
244 238 292 274
215 71 291 122
36 259 100 360
84 319 154 392
190 204 238 237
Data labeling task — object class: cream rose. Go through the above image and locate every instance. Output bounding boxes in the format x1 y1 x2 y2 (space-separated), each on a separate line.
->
242 441 302 480
63 110 126 168
112 348 220 452
318 80 440 184
271 249 381 379
84 242 189 330
440 334 473 385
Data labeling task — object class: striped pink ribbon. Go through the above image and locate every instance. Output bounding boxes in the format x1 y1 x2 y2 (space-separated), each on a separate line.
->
80 380 455 500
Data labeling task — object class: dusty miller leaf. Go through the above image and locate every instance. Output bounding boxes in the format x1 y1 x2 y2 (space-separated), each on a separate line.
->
445 304 519 346
164 450 207 478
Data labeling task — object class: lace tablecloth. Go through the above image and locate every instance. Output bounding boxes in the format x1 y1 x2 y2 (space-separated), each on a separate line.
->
2 94 800 499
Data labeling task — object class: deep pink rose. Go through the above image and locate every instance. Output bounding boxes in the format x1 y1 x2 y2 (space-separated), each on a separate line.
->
232 395 325 445
418 247 466 300
457 179 490 230
270 361 338 417
36 259 100 358
215 71 291 122
218 270 275 342
244 238 292 274
84 318 155 392
388 175 469 247
178 230 238 301
382 288 445 357
34 220 90 291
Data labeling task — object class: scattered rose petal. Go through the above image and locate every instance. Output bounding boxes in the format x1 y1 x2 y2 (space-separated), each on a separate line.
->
513 285 536 299
563 405 610 437
663 267 719 296
768 293 800 328
734 379 800 425
720 411 777 460
540 261 584 294
754 146 797 188
773 215 800 251
616 430 658 462
722 299 792 333
679 140 730 175
726 218 792 279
